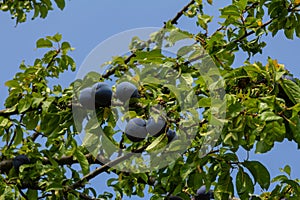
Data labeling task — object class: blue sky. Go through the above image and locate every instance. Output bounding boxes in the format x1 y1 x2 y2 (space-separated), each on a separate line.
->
1 1 300 199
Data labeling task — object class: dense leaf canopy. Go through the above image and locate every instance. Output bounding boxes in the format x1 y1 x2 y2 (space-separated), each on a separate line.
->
1 0 300 200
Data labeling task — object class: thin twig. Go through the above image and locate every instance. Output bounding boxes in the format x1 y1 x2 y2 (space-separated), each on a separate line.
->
101 0 196 79
231 19 272 44
17 185 29 200
167 0 196 27
67 143 149 191
67 153 133 190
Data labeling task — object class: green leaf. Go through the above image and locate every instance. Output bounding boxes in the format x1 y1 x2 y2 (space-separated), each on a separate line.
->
32 4 40 20
228 101 244 118
235 0 247 11
198 97 211 107
0 117 10 128
134 49 163 63
281 165 291 176
101 135 116 157
180 165 194 180
214 169 233 199
61 41 71 51
236 167 254 198
23 111 39 130
47 33 62 42
36 38 53 48
220 5 241 17
31 96 45 108
168 139 188 152
255 140 273 153
26 189 38 199
39 5 49 18
260 111 282 122
243 161 270 190
197 14 212 30
177 45 194 57
146 134 167 152
5 80 20 88
54 0 65 10
181 73 193 86
46 182 63 191
280 79 300 104
168 29 193 44
18 97 32 113
284 28 294 40
272 174 288 183
281 179 300 189
74 148 90 175
14 126 23 146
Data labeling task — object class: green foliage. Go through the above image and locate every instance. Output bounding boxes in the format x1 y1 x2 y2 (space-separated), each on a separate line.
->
1 1 300 200
0 0 66 24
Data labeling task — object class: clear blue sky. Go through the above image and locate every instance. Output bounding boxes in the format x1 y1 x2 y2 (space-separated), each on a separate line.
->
1 1 300 199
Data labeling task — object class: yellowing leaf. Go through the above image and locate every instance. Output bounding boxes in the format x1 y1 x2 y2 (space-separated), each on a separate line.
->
257 20 263 27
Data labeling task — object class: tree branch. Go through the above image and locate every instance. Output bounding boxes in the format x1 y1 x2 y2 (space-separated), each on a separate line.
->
67 153 133 190
166 0 195 27
0 107 18 117
101 0 196 79
0 153 107 175
230 19 273 45
227 2 300 46
67 143 149 191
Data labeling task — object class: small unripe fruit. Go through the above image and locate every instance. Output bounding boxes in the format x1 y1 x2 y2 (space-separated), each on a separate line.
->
125 118 147 142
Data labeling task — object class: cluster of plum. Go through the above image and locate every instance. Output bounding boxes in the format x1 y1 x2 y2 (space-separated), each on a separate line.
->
78 81 177 142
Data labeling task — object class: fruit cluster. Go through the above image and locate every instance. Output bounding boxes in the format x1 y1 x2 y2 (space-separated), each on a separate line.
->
78 81 177 142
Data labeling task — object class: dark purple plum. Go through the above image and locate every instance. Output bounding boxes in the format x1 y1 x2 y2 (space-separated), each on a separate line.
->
166 129 177 143
79 87 94 109
116 81 139 103
146 117 167 137
13 154 30 172
125 118 147 142
194 185 214 200
92 82 112 107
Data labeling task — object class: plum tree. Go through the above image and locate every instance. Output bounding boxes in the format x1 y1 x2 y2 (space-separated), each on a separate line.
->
93 82 112 107
116 81 139 103
146 116 167 137
12 155 30 173
2 0 300 200
125 118 147 142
